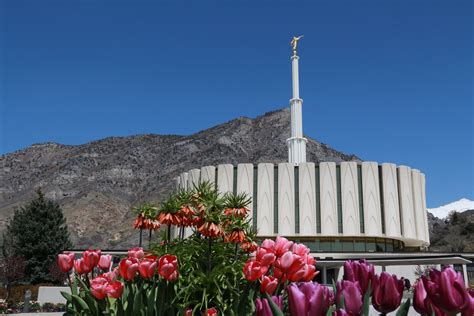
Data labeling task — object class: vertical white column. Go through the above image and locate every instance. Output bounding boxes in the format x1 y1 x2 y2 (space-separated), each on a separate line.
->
237 164 254 223
217 164 234 194
257 163 274 235
341 162 360 236
299 162 317 235
287 55 307 165
278 163 295 235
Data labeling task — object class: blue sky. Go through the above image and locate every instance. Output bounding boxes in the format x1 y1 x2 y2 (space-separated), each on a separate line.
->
0 0 472 207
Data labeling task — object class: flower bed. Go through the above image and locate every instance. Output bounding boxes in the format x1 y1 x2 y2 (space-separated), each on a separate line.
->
56 182 473 315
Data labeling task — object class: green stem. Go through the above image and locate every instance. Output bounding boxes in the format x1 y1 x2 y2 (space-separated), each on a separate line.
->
234 243 238 262
207 237 213 275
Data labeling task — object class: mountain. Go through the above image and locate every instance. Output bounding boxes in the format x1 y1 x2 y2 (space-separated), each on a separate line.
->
0 108 359 249
427 198 474 219
427 198 474 252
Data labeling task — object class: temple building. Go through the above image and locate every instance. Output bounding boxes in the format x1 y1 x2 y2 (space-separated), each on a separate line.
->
174 38 472 286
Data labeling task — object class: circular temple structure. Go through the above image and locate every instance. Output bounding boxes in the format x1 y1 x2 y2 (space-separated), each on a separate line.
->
175 161 430 252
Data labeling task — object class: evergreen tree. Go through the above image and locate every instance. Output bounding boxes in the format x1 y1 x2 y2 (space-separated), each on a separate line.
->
5 189 73 283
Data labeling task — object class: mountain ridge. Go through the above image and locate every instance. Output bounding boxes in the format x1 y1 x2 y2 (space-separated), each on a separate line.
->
0 108 359 249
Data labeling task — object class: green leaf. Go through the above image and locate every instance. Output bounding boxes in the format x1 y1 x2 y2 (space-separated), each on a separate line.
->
264 293 284 316
71 294 90 312
147 286 156 316
361 281 372 316
326 305 336 316
395 298 411 316
132 283 144 316
61 291 73 302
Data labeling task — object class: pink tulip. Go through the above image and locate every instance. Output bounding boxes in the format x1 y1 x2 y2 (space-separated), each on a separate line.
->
138 258 157 279
287 282 334 316
74 258 92 274
98 254 112 271
302 263 318 282
292 243 310 257
274 236 293 257
57 252 75 273
83 249 101 268
243 260 264 282
277 251 305 275
343 259 374 294
372 272 404 313
336 280 363 315
106 281 124 299
102 268 119 283
119 257 139 280
425 267 469 313
260 239 275 252
128 247 145 259
90 276 107 300
255 296 283 316
255 247 276 267
158 254 178 281
260 275 278 295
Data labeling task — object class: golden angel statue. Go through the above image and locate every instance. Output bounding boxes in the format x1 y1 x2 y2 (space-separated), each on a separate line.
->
291 35 304 56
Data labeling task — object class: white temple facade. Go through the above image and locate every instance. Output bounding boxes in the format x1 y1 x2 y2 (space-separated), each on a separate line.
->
173 38 472 286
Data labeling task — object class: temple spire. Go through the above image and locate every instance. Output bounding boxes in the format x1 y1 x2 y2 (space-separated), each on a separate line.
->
287 35 307 165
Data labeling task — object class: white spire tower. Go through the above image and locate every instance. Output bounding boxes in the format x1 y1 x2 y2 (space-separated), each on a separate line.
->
287 35 307 165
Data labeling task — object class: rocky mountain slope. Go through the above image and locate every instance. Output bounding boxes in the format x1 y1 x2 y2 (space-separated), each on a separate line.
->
428 204 474 252
0 109 358 249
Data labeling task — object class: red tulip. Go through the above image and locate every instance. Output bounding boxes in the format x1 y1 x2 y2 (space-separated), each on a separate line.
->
343 259 374 294
372 272 404 313
287 282 334 316
425 267 469 313
336 280 363 316
119 257 139 280
207 307 218 315
243 260 264 282
90 276 107 300
128 247 145 259
98 254 112 271
255 247 276 267
138 258 157 279
106 281 124 299
74 258 92 275
302 263 318 282
158 254 178 281
57 252 75 273
413 278 448 316
260 275 278 295
274 236 293 257
184 308 193 316
83 249 101 268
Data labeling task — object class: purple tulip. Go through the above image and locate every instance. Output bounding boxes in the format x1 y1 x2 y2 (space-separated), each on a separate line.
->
425 267 469 314
336 280 363 315
343 259 374 294
332 309 349 316
287 282 334 316
255 296 282 316
461 290 474 316
413 278 449 316
371 272 404 313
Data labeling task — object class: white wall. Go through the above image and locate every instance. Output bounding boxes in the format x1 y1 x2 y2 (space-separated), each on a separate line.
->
319 162 338 235
299 162 317 235
278 163 295 235
362 162 382 236
341 162 360 236
177 161 428 247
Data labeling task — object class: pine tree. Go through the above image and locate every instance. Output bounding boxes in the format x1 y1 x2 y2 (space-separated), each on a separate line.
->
5 189 73 283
